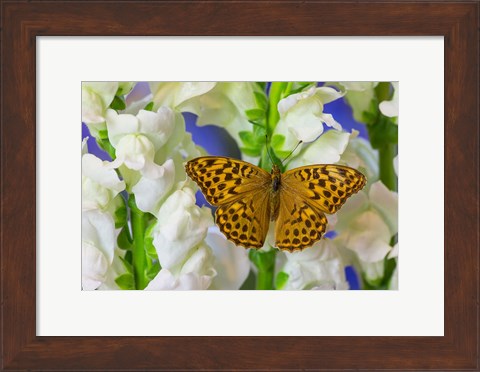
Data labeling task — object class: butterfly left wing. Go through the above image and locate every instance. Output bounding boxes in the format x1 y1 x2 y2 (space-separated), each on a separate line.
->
185 156 271 206
273 164 366 251
185 156 272 249
281 164 366 214
274 190 328 252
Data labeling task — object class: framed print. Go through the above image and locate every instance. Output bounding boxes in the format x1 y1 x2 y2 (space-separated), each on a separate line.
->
1 1 478 370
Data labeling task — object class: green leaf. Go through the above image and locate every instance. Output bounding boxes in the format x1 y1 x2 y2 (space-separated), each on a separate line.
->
245 108 265 121
275 272 289 290
114 201 128 229
239 270 256 290
146 262 161 281
240 147 262 157
247 119 266 128
367 118 398 148
97 129 109 140
96 136 116 159
115 273 135 290
375 82 393 102
362 274 383 289
256 82 267 91
362 256 397 290
290 82 315 95
253 123 267 137
144 235 157 260
383 257 397 286
117 226 133 250
144 222 158 260
124 250 133 265
254 91 268 110
238 131 257 145
119 255 134 274
273 150 291 160
143 101 154 111
270 134 285 150
110 95 126 111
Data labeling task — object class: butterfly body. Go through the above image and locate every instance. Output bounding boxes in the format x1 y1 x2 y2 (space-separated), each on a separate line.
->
185 156 366 252
269 164 281 221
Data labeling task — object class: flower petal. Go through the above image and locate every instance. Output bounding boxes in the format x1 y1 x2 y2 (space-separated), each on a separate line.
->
150 82 217 109
82 241 109 290
287 129 350 169
369 181 398 236
153 188 214 269
132 159 176 215
145 269 213 290
205 227 250 290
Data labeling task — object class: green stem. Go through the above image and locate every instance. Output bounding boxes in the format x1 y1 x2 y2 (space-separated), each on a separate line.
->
257 266 275 290
249 249 276 290
267 82 288 136
379 143 397 191
128 195 148 289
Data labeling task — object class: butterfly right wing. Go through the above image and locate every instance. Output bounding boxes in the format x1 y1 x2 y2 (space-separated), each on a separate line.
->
185 156 271 206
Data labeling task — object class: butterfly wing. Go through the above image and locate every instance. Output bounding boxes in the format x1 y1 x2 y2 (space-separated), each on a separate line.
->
185 156 271 206
274 164 366 251
274 190 328 252
282 164 367 214
216 191 271 248
185 156 272 248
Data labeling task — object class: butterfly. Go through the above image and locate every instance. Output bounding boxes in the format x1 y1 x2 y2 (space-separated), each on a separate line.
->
185 156 366 252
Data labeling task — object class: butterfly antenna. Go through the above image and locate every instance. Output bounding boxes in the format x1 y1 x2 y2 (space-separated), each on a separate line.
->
281 140 303 165
265 135 275 165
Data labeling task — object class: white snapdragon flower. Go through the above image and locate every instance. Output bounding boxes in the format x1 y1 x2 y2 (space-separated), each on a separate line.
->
82 209 116 290
106 107 183 183
273 86 344 153
82 82 135 138
339 82 378 124
152 186 214 270
146 242 217 290
82 153 126 211
339 130 379 184
131 158 176 215
82 82 118 131
335 181 398 283
204 227 251 290
150 82 217 109
108 102 201 215
387 243 399 289
379 82 399 119
277 238 349 290
97 248 129 290
145 269 212 290
286 129 350 170
151 82 265 150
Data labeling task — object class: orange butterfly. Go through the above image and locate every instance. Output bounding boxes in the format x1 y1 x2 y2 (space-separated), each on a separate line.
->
186 156 366 252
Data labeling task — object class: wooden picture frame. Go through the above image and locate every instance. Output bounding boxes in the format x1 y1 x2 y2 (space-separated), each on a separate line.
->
1 1 478 370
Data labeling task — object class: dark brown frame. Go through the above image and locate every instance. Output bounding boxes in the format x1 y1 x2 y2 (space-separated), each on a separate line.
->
1 1 478 370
